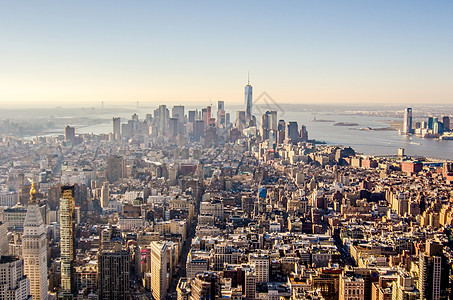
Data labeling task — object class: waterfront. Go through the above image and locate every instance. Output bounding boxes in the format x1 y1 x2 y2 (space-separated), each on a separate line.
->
3 105 452 160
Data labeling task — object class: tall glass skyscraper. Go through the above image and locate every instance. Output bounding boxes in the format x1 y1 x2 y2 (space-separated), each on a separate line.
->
403 108 413 134
245 79 253 125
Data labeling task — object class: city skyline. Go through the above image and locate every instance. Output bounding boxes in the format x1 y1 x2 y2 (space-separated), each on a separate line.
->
1 1 453 106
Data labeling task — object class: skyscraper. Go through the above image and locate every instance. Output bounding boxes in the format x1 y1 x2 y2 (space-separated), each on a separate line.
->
98 250 131 300
59 186 76 298
106 155 124 183
217 101 225 127
245 78 253 124
64 126 75 144
188 110 196 123
23 183 48 300
442 116 450 132
172 105 185 123
403 108 413 134
112 117 121 140
270 111 278 130
206 106 212 127
150 241 168 300
100 182 109 209
158 105 168 136
285 121 299 141
418 241 449 300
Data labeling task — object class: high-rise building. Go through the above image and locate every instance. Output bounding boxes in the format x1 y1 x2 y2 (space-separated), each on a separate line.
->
193 120 205 142
249 254 269 283
64 126 75 143
245 79 253 124
158 105 168 136
428 117 434 130
0 222 7 255
418 241 449 300
391 270 419 300
300 125 309 142
100 182 109 209
278 119 285 131
270 111 278 130
245 270 257 300
112 117 121 140
59 185 76 298
236 111 246 130
442 116 450 132
217 101 225 127
403 108 413 134
121 123 131 141
261 112 271 140
188 110 196 123
432 117 439 134
190 272 221 300
106 155 124 183
150 241 168 300
285 121 299 141
172 105 185 123
0 255 32 300
23 183 48 300
206 106 212 127
168 118 179 137
98 250 131 300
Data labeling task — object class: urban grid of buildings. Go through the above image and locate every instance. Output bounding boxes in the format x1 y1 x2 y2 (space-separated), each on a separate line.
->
0 81 453 300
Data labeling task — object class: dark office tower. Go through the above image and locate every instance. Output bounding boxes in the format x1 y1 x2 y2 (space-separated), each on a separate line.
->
278 119 286 131
106 155 124 183
172 105 185 123
403 108 413 134
188 111 196 123
226 113 230 126
190 272 221 300
112 117 121 140
98 250 131 300
145 114 152 124
428 117 434 130
206 106 212 127
443 116 450 132
218 100 224 111
168 118 178 137
59 186 75 299
300 125 309 142
245 78 253 124
193 120 205 142
64 126 75 143
418 241 449 300
285 121 299 141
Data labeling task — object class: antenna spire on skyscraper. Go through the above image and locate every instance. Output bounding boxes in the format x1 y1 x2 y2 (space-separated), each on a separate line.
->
248 71 250 85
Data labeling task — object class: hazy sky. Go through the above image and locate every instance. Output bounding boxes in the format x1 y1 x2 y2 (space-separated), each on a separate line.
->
1 1 452 107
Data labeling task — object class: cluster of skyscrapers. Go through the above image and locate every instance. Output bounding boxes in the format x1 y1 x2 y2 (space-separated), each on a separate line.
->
403 107 451 137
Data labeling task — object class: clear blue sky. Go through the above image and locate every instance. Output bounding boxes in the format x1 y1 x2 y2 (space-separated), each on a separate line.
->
1 1 452 107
